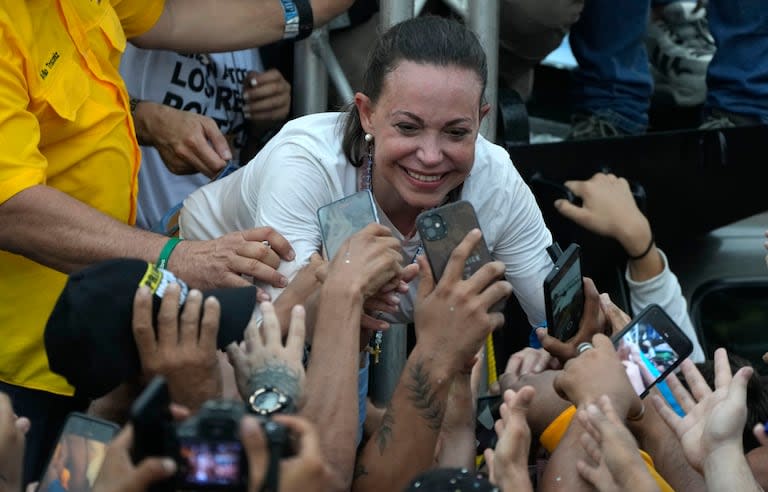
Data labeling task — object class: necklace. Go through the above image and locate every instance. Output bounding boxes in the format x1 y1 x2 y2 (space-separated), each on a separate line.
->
360 149 423 364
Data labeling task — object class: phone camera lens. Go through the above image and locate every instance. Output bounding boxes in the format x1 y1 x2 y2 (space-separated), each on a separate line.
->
423 217 433 227
426 228 437 239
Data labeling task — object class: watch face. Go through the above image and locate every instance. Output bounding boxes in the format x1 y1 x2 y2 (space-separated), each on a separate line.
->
253 390 281 412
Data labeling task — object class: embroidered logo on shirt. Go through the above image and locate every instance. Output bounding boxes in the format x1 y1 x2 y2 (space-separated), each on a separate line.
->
39 51 61 80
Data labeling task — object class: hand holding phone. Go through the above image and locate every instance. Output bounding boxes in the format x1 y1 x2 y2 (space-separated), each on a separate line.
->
543 243 585 342
416 201 506 312
37 413 119 492
317 190 379 260
611 304 693 398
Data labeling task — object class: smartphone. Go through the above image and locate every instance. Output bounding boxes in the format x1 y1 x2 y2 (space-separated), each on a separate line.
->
475 395 502 455
36 413 119 492
543 243 585 342
317 190 380 260
417 201 505 311
611 304 693 398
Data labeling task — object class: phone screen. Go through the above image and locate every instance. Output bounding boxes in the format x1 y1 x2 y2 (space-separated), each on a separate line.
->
37 413 119 492
612 305 693 398
177 439 244 488
317 190 379 259
475 395 501 455
544 244 585 341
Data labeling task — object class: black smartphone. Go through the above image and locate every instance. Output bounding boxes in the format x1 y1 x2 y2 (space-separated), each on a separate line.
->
475 395 502 455
317 190 380 260
611 304 693 398
543 243 585 342
36 413 119 492
417 201 505 311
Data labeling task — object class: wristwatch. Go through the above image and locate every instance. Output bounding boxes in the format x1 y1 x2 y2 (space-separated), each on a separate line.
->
247 386 295 417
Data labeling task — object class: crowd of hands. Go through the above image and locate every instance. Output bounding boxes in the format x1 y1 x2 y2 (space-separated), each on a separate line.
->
1 173 766 492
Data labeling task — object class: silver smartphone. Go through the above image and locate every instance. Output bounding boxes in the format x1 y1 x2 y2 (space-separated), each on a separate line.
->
317 190 380 260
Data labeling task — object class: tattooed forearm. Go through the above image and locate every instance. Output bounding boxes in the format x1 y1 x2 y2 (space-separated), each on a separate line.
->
246 361 302 400
405 359 444 431
377 403 394 455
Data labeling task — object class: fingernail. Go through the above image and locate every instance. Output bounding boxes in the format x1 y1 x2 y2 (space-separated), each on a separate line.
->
250 78 258 87
161 458 177 474
387 294 400 305
554 199 563 208
258 291 271 302
587 404 599 414
223 150 233 160
288 249 296 261
379 321 389 330
279 275 289 288
188 289 202 299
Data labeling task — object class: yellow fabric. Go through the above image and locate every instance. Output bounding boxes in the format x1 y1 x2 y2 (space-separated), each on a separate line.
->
0 0 164 395
539 405 675 492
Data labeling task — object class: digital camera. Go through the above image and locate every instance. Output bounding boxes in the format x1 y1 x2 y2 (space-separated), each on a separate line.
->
130 377 293 492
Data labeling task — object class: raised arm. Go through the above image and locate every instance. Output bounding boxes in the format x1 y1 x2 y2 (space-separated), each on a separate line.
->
353 230 512 492
131 0 355 52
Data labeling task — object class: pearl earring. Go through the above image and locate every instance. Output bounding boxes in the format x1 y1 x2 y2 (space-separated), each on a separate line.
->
364 133 373 143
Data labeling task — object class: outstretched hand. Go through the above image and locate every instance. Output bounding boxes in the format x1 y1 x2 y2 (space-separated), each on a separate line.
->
575 395 660 492
484 387 536 492
652 348 753 473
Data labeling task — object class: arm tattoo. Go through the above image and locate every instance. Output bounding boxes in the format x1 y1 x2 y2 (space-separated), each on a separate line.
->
376 403 395 455
353 463 369 480
246 361 302 400
405 358 444 431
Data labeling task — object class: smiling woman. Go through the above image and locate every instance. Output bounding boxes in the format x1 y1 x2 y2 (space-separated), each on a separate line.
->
179 16 554 327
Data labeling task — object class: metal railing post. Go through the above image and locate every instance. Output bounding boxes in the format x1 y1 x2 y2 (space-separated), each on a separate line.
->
468 0 499 141
293 28 330 115
380 0 414 28
370 0 415 406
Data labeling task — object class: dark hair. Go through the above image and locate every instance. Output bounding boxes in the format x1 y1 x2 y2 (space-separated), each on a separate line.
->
685 354 768 452
341 16 488 166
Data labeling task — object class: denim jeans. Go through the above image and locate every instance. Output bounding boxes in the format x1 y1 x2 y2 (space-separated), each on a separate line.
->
706 0 768 123
570 0 768 132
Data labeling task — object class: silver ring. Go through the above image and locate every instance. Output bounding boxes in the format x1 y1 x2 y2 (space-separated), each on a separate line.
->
262 240 271 249
375 311 385 320
577 342 594 354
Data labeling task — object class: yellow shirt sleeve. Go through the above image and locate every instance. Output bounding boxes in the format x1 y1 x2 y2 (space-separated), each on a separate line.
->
110 0 166 39
539 405 675 492
0 23 47 205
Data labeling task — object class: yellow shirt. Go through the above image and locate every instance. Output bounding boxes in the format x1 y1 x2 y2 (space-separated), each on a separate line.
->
0 0 164 395
540 406 675 492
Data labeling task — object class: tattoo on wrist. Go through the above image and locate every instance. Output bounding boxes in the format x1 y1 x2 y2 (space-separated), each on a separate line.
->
406 359 444 431
246 361 301 400
376 403 394 455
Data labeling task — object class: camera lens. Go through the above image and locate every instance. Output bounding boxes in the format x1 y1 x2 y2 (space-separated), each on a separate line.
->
426 228 436 239
423 217 433 227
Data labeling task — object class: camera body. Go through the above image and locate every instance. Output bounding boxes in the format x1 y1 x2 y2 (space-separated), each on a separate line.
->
175 400 248 490
131 378 292 492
